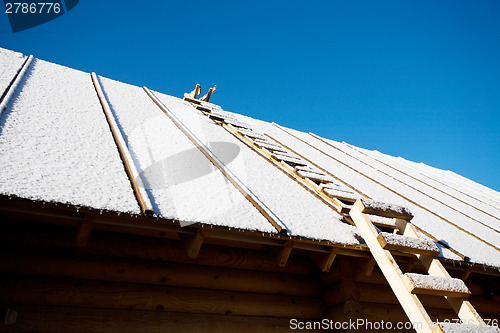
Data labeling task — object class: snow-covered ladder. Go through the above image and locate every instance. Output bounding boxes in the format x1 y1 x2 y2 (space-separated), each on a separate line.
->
349 198 498 333
182 95 362 218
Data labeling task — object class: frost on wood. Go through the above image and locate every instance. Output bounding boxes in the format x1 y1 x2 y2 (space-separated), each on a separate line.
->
296 170 334 183
438 323 500 333
361 198 414 219
379 232 440 254
405 273 470 294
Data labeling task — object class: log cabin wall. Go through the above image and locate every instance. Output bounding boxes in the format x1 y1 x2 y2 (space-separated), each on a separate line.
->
1 218 325 333
1 214 499 332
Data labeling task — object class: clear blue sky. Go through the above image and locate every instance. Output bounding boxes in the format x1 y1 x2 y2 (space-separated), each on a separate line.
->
1 0 499 191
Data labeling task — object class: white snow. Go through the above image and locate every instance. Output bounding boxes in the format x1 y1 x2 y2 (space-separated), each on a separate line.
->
0 48 26 99
97 76 276 233
0 59 140 213
150 91 363 244
438 323 500 333
344 143 500 231
361 198 414 218
405 273 469 293
296 169 335 183
379 232 440 253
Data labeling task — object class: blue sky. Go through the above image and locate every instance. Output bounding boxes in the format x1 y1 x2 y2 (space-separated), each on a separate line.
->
1 0 499 191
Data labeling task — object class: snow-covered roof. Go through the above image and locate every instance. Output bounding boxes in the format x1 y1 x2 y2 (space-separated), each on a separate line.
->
1 47 499 268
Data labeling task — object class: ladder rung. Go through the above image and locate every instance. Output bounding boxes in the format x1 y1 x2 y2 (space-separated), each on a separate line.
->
404 273 471 298
225 118 251 129
183 95 201 104
438 323 500 333
238 128 266 140
254 141 287 153
253 138 279 147
296 170 334 184
323 187 359 202
359 198 414 220
377 232 440 256
294 165 325 175
271 153 307 166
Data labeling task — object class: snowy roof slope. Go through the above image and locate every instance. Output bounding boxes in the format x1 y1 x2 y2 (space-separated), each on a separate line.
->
1 47 499 267
0 51 140 213
0 48 26 98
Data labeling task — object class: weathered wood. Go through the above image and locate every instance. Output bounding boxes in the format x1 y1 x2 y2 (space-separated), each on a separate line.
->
266 241 294 267
0 249 321 297
322 279 360 306
0 275 325 319
76 215 94 247
3 304 308 333
2 224 317 275
308 247 337 272
180 228 206 259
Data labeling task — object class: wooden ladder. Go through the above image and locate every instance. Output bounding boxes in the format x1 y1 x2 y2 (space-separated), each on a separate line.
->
349 198 498 333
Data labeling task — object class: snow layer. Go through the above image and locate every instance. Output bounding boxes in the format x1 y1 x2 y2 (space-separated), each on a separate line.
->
380 232 440 253
151 91 362 244
405 273 469 293
0 48 26 99
343 143 500 231
0 59 140 213
97 77 276 233
239 118 500 267
319 137 500 247
438 323 500 333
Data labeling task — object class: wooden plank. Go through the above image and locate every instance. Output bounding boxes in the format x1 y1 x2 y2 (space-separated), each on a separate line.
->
376 232 440 256
0 249 321 297
76 215 94 248
6 304 306 333
266 241 294 267
403 273 471 298
180 228 206 259
360 198 414 220
308 247 337 272
0 275 325 319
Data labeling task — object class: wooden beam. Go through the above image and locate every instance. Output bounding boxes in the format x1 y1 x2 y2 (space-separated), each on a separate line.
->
308 247 338 272
266 241 294 267
2 224 317 275
0 275 325 319
0 249 321 297
76 215 95 248
181 228 206 259
7 304 309 333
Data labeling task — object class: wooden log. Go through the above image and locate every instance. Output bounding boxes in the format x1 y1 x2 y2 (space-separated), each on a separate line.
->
2 304 311 333
1 224 317 275
0 275 325 319
0 249 321 297
76 215 94 247
180 228 205 259
322 279 360 306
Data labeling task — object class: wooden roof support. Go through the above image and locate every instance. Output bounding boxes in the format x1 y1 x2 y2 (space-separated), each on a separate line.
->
266 241 294 267
180 228 206 259
309 247 338 272
76 214 95 248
